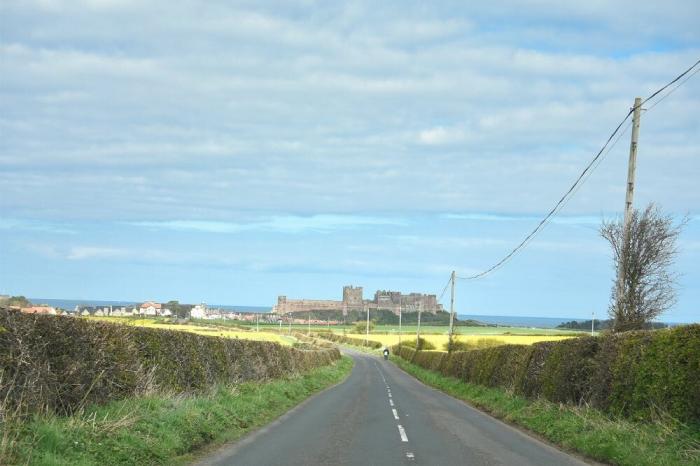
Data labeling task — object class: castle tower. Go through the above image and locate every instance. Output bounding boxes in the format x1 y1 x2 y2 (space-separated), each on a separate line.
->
342 286 363 312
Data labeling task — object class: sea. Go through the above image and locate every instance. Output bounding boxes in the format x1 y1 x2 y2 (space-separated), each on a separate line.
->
457 314 584 328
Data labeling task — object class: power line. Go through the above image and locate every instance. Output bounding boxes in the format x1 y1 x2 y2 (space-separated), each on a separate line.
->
437 275 452 301
456 58 700 281
640 59 700 107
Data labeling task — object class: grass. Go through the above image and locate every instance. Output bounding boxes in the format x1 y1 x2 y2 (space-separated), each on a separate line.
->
391 356 700 466
2 357 354 466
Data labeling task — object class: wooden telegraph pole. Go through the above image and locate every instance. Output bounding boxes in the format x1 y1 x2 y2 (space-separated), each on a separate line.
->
416 301 422 348
615 97 642 313
448 270 456 352
398 304 402 348
365 304 370 346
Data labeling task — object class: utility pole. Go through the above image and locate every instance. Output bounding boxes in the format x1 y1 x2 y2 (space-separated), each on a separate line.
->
288 316 292 335
279 318 282 332
591 311 595 336
256 313 259 332
398 304 402 348
365 304 370 346
615 97 642 313
448 270 456 352
416 301 422 348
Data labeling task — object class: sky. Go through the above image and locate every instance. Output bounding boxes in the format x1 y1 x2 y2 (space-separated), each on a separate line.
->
1 1 699 322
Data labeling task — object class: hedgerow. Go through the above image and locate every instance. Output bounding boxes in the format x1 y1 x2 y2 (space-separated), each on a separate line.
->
393 324 700 423
0 310 340 417
311 331 383 349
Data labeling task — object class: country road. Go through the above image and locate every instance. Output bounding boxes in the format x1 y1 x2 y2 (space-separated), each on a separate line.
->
197 350 589 466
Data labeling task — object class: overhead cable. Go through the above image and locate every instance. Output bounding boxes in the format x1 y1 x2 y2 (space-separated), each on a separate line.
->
456 58 700 281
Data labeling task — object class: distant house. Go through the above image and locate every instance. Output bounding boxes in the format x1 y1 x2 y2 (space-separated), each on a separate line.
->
111 306 128 317
21 306 56 315
140 301 162 316
190 304 207 319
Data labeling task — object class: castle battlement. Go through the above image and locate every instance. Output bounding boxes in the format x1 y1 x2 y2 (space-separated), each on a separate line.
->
272 285 443 315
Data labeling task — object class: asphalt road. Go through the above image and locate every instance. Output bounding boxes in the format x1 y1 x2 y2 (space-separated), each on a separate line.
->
198 350 589 466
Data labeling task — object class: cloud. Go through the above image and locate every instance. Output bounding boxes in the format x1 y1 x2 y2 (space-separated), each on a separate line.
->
418 126 466 145
0 218 76 234
441 213 604 225
66 246 129 260
1 3 698 220
128 215 407 234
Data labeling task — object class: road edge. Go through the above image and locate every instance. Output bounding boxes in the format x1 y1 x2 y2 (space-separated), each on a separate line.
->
389 357 607 466
189 355 356 466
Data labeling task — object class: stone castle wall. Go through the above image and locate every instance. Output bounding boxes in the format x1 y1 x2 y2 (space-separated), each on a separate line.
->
274 286 443 315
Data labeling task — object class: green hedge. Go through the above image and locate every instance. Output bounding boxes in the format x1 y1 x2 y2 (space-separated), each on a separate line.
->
393 325 700 423
0 310 340 417
312 332 383 349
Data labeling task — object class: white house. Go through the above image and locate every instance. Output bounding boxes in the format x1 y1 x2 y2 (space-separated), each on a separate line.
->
190 304 207 319
140 301 162 316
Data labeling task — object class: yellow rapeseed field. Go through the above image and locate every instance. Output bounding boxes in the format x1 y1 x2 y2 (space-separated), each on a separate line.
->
84 317 291 345
344 333 573 350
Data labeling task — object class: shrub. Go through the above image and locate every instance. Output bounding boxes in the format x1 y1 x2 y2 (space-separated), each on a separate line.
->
312 331 382 349
0 310 340 417
393 324 700 423
353 320 375 334
442 338 506 352
540 336 599 404
400 337 436 351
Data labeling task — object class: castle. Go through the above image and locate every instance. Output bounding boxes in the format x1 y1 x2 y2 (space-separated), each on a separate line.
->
273 285 443 316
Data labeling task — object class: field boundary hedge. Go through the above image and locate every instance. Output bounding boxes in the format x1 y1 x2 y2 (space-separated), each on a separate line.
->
393 325 700 423
311 331 383 349
0 309 340 417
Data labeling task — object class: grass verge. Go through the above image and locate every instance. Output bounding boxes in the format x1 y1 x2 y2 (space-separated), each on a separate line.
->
3 356 353 466
392 356 700 466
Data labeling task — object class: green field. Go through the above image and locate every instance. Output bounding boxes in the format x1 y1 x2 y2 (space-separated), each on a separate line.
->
237 321 585 336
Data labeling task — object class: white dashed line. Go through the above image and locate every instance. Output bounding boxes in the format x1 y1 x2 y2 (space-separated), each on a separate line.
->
406 452 415 460
389 399 394 407
397 424 409 442
392 408 399 420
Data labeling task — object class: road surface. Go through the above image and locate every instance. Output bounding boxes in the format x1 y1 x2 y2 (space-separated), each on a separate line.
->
198 350 589 466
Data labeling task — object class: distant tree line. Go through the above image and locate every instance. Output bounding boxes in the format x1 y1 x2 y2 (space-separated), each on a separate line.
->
0 296 32 308
289 308 491 327
556 319 667 331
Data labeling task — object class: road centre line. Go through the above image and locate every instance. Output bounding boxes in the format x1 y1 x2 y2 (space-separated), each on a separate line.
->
392 408 399 420
389 399 394 407
397 424 409 442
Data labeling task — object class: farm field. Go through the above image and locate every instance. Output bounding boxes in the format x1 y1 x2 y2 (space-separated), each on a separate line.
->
82 316 583 348
84 317 293 345
242 322 584 336
343 332 575 349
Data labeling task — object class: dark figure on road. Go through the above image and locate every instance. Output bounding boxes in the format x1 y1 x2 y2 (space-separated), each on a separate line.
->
383 347 390 360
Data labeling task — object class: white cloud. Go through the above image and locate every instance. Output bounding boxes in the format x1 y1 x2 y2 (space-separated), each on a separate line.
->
441 213 604 225
66 246 128 260
0 1 698 222
128 215 407 234
418 126 466 145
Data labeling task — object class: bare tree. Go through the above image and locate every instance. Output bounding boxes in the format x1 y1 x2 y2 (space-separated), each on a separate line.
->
600 203 685 332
